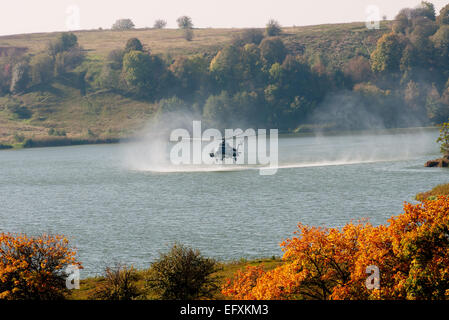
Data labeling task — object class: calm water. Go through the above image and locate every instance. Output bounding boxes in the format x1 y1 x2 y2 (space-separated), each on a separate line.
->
1 128 448 277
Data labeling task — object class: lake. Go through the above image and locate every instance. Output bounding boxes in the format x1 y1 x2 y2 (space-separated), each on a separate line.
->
1 128 448 277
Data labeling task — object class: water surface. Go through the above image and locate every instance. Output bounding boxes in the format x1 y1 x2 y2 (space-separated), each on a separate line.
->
0 128 447 277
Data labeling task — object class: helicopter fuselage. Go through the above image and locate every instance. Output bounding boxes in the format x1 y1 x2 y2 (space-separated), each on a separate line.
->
209 140 240 162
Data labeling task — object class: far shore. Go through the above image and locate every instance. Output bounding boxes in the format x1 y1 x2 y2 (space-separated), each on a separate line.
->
0 125 439 151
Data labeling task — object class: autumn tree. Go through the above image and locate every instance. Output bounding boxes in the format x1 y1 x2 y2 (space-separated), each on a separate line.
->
0 233 81 300
223 197 449 300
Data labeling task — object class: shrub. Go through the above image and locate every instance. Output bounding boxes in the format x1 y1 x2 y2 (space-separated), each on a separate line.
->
90 264 141 300
416 183 449 200
0 233 81 300
146 244 218 300
183 28 194 41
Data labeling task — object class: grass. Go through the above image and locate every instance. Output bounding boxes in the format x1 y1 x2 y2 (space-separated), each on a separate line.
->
416 183 449 201
67 257 283 300
0 22 390 61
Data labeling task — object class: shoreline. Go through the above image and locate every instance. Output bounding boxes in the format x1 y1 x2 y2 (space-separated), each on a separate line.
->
0 125 439 151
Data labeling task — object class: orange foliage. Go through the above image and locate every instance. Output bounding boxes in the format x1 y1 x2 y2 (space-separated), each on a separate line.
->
223 197 449 300
0 233 81 300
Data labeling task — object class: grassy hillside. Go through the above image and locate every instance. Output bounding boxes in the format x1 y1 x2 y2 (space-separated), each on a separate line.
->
0 22 391 147
0 23 389 60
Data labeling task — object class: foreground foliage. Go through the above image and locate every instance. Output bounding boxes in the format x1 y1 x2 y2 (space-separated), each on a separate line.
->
0 233 81 300
146 244 218 300
90 264 141 300
223 197 449 300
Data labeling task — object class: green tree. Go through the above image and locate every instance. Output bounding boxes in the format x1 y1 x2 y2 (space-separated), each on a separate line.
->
203 91 233 127
431 26 449 71
47 33 78 57
177 16 193 29
122 50 169 97
393 12 411 34
125 38 143 53
156 96 191 116
10 61 30 93
232 29 264 46
107 49 125 70
122 50 152 92
112 19 135 30
170 55 208 98
437 4 449 25
146 244 218 300
370 32 405 74
30 54 54 85
259 37 287 67
209 45 242 91
416 1 436 21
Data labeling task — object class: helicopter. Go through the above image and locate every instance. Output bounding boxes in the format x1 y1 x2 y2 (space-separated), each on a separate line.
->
209 137 242 162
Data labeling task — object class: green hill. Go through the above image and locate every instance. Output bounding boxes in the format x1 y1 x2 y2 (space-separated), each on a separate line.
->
0 21 400 147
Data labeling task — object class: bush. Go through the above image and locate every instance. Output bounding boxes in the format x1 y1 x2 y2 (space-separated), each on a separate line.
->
0 233 81 300
183 28 194 41
90 264 141 300
146 244 218 300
